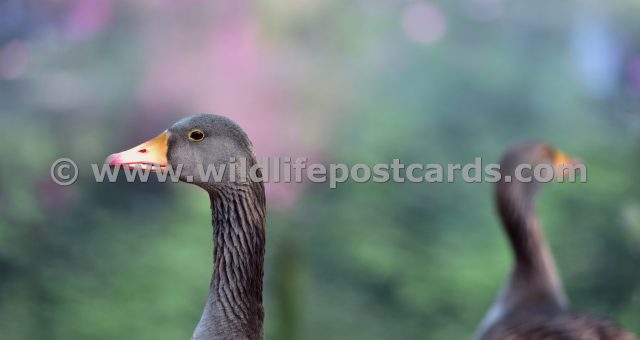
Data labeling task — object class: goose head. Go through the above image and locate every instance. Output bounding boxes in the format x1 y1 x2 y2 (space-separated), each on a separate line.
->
105 113 258 191
498 141 582 194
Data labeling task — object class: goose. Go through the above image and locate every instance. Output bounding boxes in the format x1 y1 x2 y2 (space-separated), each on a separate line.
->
106 114 266 340
474 142 636 340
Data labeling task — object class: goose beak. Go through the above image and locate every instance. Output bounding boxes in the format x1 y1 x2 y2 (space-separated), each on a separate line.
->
105 131 170 172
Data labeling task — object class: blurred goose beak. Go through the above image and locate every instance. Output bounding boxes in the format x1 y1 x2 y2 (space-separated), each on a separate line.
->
105 131 170 172
553 150 580 167
553 150 582 176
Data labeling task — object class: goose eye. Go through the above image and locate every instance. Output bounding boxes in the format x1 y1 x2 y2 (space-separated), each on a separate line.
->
189 129 205 142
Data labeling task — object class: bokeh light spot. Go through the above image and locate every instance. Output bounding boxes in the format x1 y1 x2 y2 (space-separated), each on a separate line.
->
64 0 113 41
402 1 447 45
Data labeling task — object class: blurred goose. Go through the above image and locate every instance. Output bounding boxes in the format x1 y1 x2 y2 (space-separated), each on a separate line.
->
107 114 266 340
474 142 636 340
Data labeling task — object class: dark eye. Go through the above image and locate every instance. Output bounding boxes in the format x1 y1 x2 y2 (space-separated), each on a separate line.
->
189 129 205 142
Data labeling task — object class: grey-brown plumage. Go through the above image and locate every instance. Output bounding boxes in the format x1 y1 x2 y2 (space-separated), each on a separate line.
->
108 114 266 340
474 142 635 340
482 313 635 340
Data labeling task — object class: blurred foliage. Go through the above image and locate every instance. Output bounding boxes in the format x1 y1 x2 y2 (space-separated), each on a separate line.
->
0 1 639 339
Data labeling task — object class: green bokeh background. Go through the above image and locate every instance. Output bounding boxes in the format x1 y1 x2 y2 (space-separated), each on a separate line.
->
0 1 638 339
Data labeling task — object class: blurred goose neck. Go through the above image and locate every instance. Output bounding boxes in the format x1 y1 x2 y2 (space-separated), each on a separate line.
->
495 179 567 312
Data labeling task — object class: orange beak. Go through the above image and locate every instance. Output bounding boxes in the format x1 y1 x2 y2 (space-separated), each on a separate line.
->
553 150 580 167
553 150 581 176
105 131 170 172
